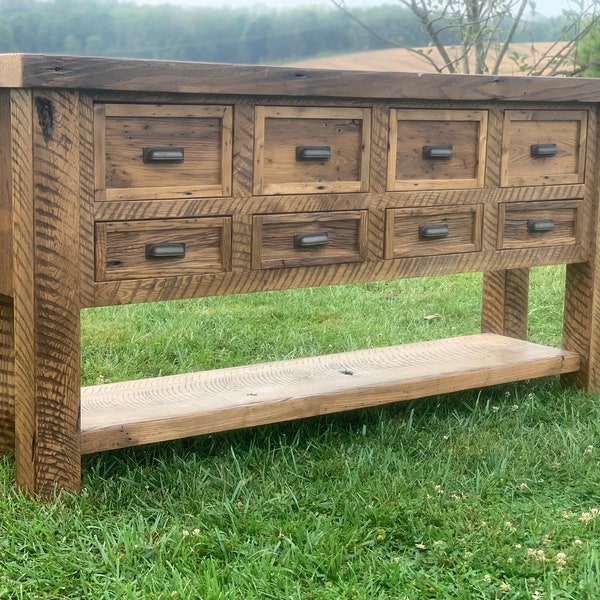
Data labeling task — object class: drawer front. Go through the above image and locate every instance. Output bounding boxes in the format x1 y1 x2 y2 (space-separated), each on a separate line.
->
95 217 232 281
254 107 371 195
501 110 587 187
252 211 368 270
388 109 488 191
498 200 582 250
95 104 233 201
385 205 483 259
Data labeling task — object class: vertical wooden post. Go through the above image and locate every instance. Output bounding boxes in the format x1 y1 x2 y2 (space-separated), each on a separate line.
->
13 89 82 496
562 108 600 392
0 296 14 454
481 269 530 340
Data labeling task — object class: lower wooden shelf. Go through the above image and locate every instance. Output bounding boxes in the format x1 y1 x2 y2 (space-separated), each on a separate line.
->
80 333 579 454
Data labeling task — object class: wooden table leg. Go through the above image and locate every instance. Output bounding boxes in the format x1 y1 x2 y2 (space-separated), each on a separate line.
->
0 295 14 454
12 89 82 496
563 262 600 392
481 269 530 340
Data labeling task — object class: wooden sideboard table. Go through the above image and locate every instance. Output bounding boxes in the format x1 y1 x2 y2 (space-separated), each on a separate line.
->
1 54 600 496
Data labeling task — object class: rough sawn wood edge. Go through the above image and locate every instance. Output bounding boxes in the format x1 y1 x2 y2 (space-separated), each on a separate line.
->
79 333 579 454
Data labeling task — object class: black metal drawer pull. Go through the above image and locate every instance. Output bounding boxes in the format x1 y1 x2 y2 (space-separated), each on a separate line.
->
527 219 555 233
294 232 329 249
419 224 449 240
145 242 186 259
422 145 453 160
143 147 185 164
530 143 558 158
295 146 331 161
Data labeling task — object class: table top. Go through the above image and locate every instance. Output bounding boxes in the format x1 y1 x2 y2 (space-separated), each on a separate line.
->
0 53 599 103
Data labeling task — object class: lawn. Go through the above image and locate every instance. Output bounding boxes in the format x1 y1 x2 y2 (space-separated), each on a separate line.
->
1 267 600 599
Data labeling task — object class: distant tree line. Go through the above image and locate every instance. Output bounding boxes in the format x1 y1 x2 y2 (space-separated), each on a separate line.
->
0 0 576 64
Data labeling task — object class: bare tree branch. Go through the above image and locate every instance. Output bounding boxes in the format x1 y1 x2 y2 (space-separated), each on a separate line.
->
491 0 529 74
331 0 600 76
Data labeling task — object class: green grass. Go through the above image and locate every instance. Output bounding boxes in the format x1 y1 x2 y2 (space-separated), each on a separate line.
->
3 267 600 599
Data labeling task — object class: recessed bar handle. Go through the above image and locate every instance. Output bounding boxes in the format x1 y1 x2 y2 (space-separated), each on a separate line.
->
143 147 185 164
419 224 449 240
296 146 331 161
294 232 329 248
530 143 558 158
145 242 186 259
423 145 453 160
527 219 555 233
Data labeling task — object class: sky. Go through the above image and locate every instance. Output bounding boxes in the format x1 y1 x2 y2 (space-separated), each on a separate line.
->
126 0 581 18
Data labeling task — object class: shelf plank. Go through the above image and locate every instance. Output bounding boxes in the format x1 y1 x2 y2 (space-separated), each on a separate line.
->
80 333 579 454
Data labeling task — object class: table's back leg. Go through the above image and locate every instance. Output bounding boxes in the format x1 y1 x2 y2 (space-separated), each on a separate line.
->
481 269 530 340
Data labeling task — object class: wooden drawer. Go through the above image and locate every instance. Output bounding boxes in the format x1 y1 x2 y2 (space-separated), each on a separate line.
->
501 110 587 187
385 205 483 259
95 217 232 281
498 200 582 250
252 211 368 270
94 104 233 201
253 107 371 195
387 109 488 190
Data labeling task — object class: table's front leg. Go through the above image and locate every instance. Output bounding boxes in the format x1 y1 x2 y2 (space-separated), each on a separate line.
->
12 89 82 496
481 269 530 340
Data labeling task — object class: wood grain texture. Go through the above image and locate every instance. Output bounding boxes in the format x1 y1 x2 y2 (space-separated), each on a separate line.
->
96 104 233 201
1 57 599 493
497 200 582 250
501 110 588 187
95 217 232 281
79 94 96 308
89 185 588 230
8 54 600 103
481 269 530 339
91 244 588 308
10 89 36 491
22 90 82 495
0 296 14 453
79 333 579 453
0 91 13 297
254 106 371 195
387 109 488 190
385 205 483 259
562 107 600 391
251 210 367 270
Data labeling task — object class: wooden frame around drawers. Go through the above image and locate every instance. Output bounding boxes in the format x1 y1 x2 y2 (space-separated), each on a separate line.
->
2 55 600 496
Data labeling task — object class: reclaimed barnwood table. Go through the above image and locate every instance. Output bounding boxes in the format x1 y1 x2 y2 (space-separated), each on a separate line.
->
0 54 599 496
